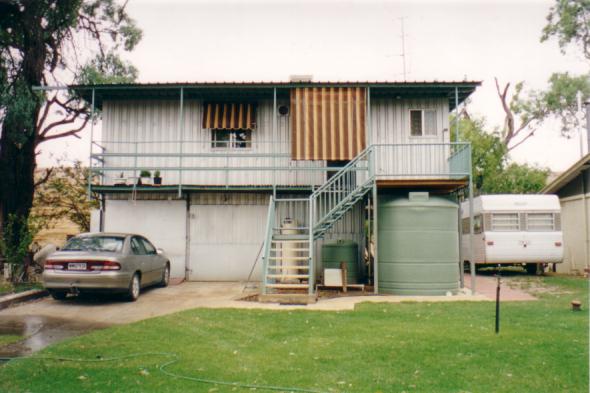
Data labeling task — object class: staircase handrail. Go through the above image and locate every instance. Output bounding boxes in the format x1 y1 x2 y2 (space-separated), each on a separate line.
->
261 195 275 294
310 145 373 197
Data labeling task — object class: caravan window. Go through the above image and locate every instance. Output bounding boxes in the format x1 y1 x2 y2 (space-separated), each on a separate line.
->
461 215 483 234
527 213 555 231
491 213 519 231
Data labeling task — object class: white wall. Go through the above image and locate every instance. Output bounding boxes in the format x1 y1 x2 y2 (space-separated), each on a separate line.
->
559 196 590 274
104 199 187 278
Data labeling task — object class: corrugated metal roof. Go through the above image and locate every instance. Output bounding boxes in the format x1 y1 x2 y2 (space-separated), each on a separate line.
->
541 153 590 194
69 79 481 89
69 80 481 111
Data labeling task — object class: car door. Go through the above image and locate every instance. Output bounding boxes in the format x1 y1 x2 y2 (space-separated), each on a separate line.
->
130 236 152 285
139 237 163 284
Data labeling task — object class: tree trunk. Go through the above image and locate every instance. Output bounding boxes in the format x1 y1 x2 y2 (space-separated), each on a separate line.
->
0 124 37 223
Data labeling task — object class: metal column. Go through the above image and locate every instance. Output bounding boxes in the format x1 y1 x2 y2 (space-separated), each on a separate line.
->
87 88 95 199
468 174 476 294
178 87 184 198
272 88 277 198
372 183 378 294
458 192 464 289
455 87 460 142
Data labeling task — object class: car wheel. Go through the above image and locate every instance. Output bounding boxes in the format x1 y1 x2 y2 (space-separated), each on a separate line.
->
159 263 170 287
126 273 141 301
49 290 67 300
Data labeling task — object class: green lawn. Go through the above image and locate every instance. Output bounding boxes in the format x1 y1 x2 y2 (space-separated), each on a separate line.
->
0 276 588 393
0 280 42 296
0 335 21 347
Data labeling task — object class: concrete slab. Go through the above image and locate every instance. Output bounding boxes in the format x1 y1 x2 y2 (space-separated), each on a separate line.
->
1 282 493 327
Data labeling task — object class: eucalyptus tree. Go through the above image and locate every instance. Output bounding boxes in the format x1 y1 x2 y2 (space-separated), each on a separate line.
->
0 0 141 270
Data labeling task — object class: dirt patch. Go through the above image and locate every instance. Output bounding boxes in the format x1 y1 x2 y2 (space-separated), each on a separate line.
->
505 277 572 296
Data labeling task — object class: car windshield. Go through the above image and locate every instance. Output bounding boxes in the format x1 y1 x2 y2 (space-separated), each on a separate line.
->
62 236 125 253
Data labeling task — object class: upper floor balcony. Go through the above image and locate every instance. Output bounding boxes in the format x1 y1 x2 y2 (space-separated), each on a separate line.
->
90 140 471 193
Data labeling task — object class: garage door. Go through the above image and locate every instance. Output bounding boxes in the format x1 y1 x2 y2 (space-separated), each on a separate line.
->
189 204 267 281
104 200 187 279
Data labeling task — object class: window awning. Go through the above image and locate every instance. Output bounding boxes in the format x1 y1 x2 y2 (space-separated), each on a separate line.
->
291 87 366 160
202 102 256 129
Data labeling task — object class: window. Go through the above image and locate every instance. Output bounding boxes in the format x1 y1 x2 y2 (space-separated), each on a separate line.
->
527 213 555 231
62 235 124 253
461 215 483 234
410 109 437 137
131 237 147 255
211 129 252 149
140 237 157 255
491 213 520 231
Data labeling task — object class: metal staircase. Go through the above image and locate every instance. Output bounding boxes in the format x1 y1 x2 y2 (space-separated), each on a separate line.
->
261 148 374 295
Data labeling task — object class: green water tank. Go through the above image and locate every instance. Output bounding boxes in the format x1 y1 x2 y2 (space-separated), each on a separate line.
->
378 192 459 295
322 240 359 284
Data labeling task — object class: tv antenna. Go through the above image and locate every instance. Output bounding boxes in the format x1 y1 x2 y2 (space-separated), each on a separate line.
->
400 17 407 80
394 17 408 81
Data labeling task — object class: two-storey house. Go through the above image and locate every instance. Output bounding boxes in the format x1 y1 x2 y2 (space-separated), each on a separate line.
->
72 80 480 297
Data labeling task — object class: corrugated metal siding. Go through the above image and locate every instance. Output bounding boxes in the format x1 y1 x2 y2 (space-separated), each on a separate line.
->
370 98 449 144
102 99 325 187
370 98 450 179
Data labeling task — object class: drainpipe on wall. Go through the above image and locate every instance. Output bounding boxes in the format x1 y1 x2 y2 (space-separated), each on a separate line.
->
585 101 590 154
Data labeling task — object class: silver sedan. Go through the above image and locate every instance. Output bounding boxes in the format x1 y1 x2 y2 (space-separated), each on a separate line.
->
42 233 170 301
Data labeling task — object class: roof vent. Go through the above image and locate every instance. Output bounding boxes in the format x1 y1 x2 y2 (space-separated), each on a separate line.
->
289 74 313 83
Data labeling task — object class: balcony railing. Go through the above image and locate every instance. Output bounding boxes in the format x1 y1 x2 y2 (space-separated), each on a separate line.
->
89 141 471 192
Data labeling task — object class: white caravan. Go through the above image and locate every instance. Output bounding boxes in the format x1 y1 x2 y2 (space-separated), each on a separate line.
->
461 195 563 273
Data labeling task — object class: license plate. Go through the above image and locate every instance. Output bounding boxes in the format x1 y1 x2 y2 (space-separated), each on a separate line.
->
68 263 87 270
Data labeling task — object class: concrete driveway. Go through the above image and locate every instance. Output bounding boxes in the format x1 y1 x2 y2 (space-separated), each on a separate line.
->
1 282 251 325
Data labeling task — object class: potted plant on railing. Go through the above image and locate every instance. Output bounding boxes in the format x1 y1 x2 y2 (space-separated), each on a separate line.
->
139 170 151 186
114 172 127 186
153 170 162 185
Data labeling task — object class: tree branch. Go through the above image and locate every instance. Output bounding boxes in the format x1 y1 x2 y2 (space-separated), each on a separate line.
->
33 167 54 189
495 77 515 145
38 116 90 143
508 130 536 151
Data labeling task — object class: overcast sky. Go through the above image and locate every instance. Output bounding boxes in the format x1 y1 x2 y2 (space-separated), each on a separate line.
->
39 0 589 172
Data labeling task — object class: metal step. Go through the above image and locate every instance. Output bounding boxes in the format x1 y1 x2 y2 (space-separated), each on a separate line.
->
272 235 310 241
266 274 309 279
267 265 309 270
265 283 309 289
269 256 309 261
270 248 309 252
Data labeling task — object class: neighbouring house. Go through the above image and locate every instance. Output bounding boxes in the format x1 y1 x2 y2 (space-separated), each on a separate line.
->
70 80 480 296
32 168 83 248
542 153 590 275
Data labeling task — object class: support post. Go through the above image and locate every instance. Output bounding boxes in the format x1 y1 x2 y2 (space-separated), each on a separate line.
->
308 198 315 295
455 87 460 143
273 87 277 198
87 88 95 199
372 182 378 294
178 87 184 198
458 191 464 289
469 174 476 294
185 195 191 281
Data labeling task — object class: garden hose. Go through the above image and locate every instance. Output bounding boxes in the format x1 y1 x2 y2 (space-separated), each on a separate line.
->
0 352 327 393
